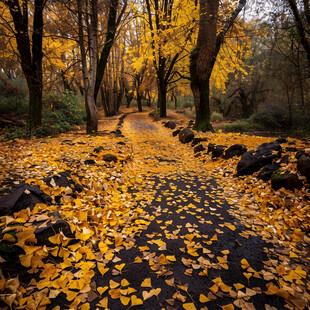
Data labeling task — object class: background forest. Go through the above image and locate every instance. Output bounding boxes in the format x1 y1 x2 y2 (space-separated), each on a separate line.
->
0 0 309 139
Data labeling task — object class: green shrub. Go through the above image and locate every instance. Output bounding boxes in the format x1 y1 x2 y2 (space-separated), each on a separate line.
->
43 90 86 127
0 96 28 115
211 111 224 123
223 121 264 132
248 109 289 130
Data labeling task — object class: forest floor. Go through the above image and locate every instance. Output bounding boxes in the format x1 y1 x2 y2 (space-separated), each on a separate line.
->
0 109 309 310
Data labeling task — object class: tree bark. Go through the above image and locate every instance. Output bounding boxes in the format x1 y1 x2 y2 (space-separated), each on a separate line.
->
190 0 246 131
4 0 45 129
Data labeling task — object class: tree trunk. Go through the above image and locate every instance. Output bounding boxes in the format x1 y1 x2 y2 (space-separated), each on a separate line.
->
5 0 45 130
85 93 98 133
190 0 246 131
137 92 143 112
190 53 213 131
158 80 167 117
28 80 42 127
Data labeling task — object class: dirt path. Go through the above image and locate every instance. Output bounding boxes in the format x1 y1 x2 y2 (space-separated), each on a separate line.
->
89 112 288 309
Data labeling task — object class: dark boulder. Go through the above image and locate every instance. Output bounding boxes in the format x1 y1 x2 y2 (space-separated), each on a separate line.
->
207 143 215 153
212 145 226 158
102 154 118 162
286 147 298 152
84 159 96 165
43 171 83 192
0 172 83 216
179 128 194 144
296 150 310 160
191 137 208 147
194 144 206 154
117 141 126 145
173 129 181 137
164 121 177 129
297 155 310 182
257 164 280 181
271 172 303 191
94 146 104 153
237 141 282 176
223 144 247 159
279 154 291 164
35 219 74 246
276 138 288 144
0 184 52 216
188 120 194 127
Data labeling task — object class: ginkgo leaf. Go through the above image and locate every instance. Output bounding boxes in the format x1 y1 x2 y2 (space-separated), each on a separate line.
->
141 278 152 288
241 258 250 269
221 304 234 310
183 302 197 310
109 280 119 289
120 296 130 305
97 262 109 276
97 286 108 295
199 294 210 303
131 295 143 306
121 279 130 287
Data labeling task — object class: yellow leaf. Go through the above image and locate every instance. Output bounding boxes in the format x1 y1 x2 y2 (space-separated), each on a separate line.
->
131 295 143 306
210 234 218 241
96 297 108 308
221 304 234 310
166 255 176 261
158 254 169 265
115 263 125 272
241 259 250 269
243 272 252 280
150 288 161 296
183 303 197 310
121 279 130 287
226 225 236 231
233 283 244 290
97 286 108 295
97 262 109 276
3 233 15 242
120 296 130 306
98 242 109 255
199 294 210 303
109 280 119 289
141 278 152 288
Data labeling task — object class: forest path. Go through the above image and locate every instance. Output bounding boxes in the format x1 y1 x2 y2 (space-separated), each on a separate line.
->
91 112 288 309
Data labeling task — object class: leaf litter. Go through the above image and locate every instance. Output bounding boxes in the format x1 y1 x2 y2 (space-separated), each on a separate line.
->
0 111 309 309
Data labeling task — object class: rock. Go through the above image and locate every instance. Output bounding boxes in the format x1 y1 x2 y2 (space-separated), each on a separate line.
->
286 147 298 152
43 171 83 192
84 159 96 165
35 219 74 246
94 146 104 153
296 150 306 160
297 155 310 182
0 184 52 216
257 164 279 181
237 141 282 176
207 143 215 153
194 144 206 154
179 128 194 144
102 154 118 162
191 137 208 147
164 121 177 129
223 144 247 159
279 154 290 164
288 141 296 145
212 145 226 158
117 141 126 145
0 172 83 216
188 120 194 127
173 129 181 137
276 138 288 144
271 172 303 191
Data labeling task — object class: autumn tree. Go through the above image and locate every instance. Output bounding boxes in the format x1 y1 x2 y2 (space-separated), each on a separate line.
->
286 0 310 69
0 0 46 129
190 0 246 131
144 0 197 117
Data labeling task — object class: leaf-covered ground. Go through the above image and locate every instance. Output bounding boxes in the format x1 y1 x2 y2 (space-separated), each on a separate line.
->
0 110 309 310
